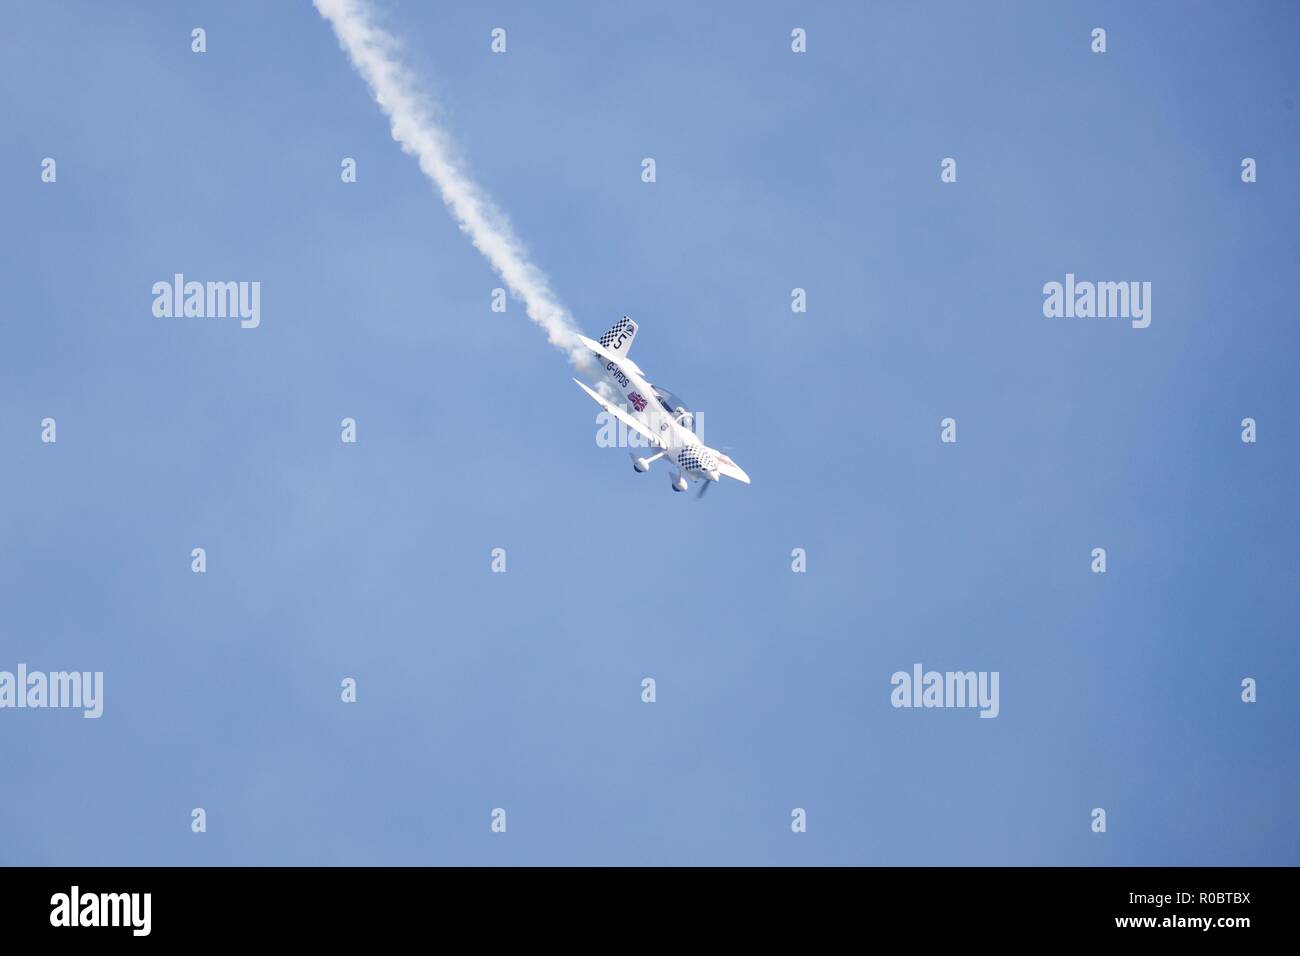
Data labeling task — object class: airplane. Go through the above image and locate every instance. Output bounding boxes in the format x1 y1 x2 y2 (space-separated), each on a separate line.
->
573 316 751 497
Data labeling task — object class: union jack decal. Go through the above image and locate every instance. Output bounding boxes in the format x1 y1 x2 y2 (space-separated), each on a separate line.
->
628 392 648 412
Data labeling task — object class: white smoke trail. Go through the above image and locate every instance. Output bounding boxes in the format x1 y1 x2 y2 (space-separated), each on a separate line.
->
313 0 586 364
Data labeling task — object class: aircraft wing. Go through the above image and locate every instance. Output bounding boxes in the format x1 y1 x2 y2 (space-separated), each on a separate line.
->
708 447 751 484
573 378 664 449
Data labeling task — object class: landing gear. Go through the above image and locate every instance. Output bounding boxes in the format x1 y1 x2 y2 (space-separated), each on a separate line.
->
631 450 664 474
671 473 688 493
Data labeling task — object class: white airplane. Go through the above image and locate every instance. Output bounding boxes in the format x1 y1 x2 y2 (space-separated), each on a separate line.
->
573 316 751 497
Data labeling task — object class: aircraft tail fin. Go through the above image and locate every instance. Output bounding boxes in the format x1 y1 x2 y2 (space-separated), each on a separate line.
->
597 316 638 357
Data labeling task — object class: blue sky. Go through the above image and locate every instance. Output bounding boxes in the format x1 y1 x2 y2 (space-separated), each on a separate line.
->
2 0 1297 865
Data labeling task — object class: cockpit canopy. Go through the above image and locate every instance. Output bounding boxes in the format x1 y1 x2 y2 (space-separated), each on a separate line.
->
651 385 691 417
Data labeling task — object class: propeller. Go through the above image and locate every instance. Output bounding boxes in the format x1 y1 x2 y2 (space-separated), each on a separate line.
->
696 478 712 499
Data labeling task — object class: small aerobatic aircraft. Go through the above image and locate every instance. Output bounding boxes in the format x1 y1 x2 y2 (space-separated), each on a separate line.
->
573 316 751 497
